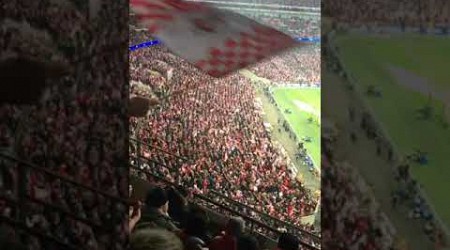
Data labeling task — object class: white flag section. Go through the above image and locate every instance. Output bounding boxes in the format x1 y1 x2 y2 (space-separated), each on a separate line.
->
130 0 300 77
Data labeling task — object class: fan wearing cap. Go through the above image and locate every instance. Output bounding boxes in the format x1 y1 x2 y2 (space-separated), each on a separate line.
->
135 186 180 232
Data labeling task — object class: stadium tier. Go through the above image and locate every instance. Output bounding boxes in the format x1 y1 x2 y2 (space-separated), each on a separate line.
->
128 4 321 247
324 0 449 27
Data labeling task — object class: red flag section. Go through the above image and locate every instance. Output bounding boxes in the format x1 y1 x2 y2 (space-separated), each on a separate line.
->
130 0 300 77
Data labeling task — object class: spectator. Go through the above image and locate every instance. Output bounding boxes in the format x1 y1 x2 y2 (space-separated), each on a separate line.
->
136 187 179 232
277 233 299 250
182 208 212 244
237 235 260 250
167 186 189 228
130 228 183 250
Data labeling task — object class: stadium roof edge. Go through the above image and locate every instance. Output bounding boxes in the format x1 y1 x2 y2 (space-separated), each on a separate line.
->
185 0 320 11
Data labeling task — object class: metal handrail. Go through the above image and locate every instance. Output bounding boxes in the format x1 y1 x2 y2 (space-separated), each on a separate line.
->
208 190 319 239
130 142 319 240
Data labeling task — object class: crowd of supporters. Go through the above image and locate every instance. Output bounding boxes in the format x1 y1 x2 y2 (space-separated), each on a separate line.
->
324 0 449 28
249 45 320 85
1 1 128 249
255 15 320 38
129 39 319 229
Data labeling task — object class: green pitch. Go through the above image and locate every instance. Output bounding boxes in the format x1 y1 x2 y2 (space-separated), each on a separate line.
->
272 87 321 168
335 34 450 229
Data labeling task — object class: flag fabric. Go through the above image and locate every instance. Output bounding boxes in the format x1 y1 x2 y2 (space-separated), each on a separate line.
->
130 0 300 77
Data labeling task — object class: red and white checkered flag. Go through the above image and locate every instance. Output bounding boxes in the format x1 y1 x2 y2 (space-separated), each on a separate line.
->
130 0 300 77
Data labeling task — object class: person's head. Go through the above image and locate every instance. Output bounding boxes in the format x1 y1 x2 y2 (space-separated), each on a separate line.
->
277 233 299 250
145 187 169 213
130 228 183 250
225 217 245 237
237 235 260 250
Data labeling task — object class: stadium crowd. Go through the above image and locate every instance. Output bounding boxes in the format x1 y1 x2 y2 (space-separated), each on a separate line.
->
0 2 321 249
256 15 320 38
129 39 318 229
249 45 320 85
324 0 449 28
1 0 128 249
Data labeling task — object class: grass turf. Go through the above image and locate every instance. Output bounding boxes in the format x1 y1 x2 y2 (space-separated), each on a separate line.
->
335 34 450 229
272 87 321 168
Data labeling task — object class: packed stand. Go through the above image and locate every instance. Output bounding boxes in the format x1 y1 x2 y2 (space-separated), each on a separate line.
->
1 0 128 249
129 29 318 231
324 0 449 28
249 45 320 85
254 15 320 38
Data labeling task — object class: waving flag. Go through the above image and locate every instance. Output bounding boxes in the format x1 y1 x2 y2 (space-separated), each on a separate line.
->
130 0 300 77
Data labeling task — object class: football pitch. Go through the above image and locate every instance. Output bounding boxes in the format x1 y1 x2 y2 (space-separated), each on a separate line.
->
272 87 321 168
335 34 450 230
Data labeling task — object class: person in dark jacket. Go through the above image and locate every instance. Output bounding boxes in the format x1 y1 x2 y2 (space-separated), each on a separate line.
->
182 208 212 244
238 235 260 250
277 233 299 250
135 186 180 232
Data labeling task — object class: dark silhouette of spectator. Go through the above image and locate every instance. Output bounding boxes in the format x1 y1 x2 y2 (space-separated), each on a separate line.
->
136 187 179 232
167 186 188 228
182 208 212 245
277 233 299 250
237 235 260 250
